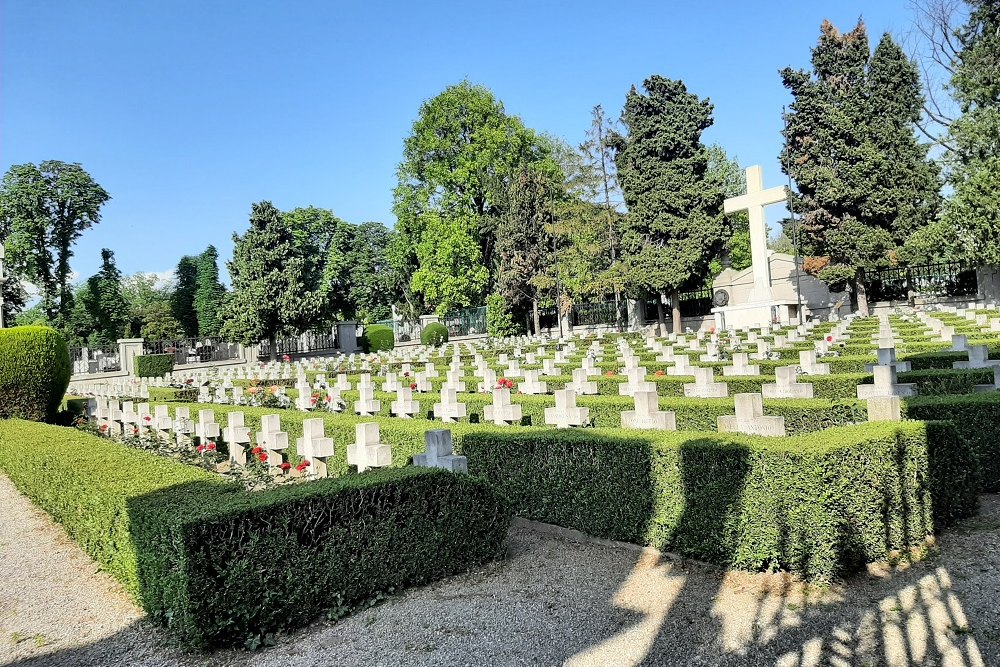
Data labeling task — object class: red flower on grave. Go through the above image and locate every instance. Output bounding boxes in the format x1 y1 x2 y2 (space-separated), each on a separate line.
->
280 462 291 472
605 371 615 377
100 424 108 433
826 335 833 342
251 446 263 455
206 442 216 451
143 415 152 422
654 370 665 377
709 326 716 334
410 382 418 390
133 427 139 435
196 444 206 453
282 355 291 363
295 460 310 472
257 452 268 462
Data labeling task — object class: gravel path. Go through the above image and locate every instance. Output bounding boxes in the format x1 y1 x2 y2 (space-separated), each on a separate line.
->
1 471 998 667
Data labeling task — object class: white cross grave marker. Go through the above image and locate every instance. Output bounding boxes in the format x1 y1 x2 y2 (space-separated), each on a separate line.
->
347 422 392 473
723 165 788 302
413 429 468 473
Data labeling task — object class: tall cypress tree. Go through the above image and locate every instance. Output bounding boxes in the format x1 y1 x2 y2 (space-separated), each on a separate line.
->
83 248 129 348
194 245 225 337
609 75 726 333
171 255 199 337
781 21 940 314
943 0 1000 263
220 202 322 360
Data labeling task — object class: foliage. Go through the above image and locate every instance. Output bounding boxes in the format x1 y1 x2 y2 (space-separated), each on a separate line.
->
194 246 225 337
461 421 975 580
0 420 511 648
942 0 1000 264
485 293 520 338
345 222 396 322
81 248 130 348
220 202 323 359
707 144 751 274
393 81 558 313
171 256 200 337
134 353 175 378
0 161 110 325
780 21 941 311
361 323 395 353
420 322 449 346
609 75 726 330
121 272 182 340
0 326 71 421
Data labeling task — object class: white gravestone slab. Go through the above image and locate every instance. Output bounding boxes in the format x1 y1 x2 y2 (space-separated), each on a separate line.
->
683 367 729 398
762 366 814 399
717 393 786 437
621 391 676 431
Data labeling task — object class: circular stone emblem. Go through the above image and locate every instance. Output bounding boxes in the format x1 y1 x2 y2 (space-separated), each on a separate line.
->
712 290 730 307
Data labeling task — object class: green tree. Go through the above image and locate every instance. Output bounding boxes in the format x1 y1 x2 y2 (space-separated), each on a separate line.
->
780 21 941 313
81 249 129 349
171 256 199 337
283 206 349 323
0 161 110 325
220 201 323 360
194 245 225 337
345 222 396 323
609 75 726 333
393 81 557 312
707 144 751 273
493 165 557 333
122 272 182 340
942 0 1000 263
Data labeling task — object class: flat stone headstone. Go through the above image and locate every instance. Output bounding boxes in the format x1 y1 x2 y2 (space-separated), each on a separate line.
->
717 393 785 437
866 396 902 422
761 366 813 399
621 391 676 431
683 367 728 398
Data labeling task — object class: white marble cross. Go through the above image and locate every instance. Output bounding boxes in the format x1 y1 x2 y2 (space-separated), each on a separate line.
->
798 351 831 375
666 353 693 376
953 345 1000 370
390 386 421 419
618 366 655 397
621 391 676 431
717 393 786 436
255 414 289 466
722 353 761 377
683 367 729 398
354 385 381 416
195 409 220 444
723 165 788 302
519 370 548 395
856 365 917 399
762 366 814 399
433 387 467 423
413 429 468 473
570 368 599 395
223 412 251 465
544 389 590 429
483 387 523 425
347 422 392 473
298 418 335 477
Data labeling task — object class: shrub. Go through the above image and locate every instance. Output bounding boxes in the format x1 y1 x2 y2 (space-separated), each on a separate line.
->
361 324 395 353
486 293 520 338
134 353 175 378
0 420 510 648
0 326 71 422
420 322 449 346
461 421 976 580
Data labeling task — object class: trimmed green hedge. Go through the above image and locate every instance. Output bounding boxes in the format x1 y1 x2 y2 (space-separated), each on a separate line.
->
462 421 977 580
0 420 510 648
420 322 449 346
361 324 395 353
0 326 71 421
134 353 175 378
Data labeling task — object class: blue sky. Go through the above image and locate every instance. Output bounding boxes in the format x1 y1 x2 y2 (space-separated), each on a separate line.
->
2 0 915 283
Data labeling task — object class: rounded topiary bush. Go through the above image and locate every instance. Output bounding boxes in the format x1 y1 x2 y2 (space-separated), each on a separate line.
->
420 322 449 347
0 325 72 422
362 324 395 353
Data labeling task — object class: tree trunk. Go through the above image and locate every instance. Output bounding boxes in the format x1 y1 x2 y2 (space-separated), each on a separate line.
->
671 289 682 335
656 294 666 332
532 298 540 336
855 268 870 317
268 334 277 362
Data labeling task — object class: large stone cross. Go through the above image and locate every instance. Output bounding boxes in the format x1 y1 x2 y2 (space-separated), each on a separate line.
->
723 165 788 302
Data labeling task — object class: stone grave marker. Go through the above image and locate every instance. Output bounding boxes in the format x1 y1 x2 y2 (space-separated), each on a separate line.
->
347 423 392 473
223 412 251 465
717 393 785 436
856 365 917 399
544 389 590 429
621 391 676 430
762 366 814 399
298 418 336 477
414 429 468 473
483 388 523 426
683 367 728 398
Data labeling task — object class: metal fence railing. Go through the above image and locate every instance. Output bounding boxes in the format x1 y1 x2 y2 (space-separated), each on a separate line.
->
867 262 978 303
144 338 242 365
442 306 487 338
70 346 121 374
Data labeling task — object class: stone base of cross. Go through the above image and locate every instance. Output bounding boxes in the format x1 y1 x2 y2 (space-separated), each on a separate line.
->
484 388 522 426
348 423 392 473
762 366 814 399
856 365 917 399
413 429 468 474
683 367 728 398
433 387 467 423
223 412 251 465
717 393 786 437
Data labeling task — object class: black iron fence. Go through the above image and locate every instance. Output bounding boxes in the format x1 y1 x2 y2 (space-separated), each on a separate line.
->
643 288 715 323
144 338 242 365
256 331 339 360
69 346 121 373
867 262 978 303
442 306 487 338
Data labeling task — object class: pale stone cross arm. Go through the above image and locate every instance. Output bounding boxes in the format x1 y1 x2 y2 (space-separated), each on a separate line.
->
723 166 788 303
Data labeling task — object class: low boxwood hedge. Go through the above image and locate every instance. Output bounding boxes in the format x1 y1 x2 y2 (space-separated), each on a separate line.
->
134 353 175 378
0 325 71 421
461 421 976 580
0 420 510 649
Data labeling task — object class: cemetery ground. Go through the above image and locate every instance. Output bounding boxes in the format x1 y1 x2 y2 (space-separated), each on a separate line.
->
6 307 1000 665
1 471 998 666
